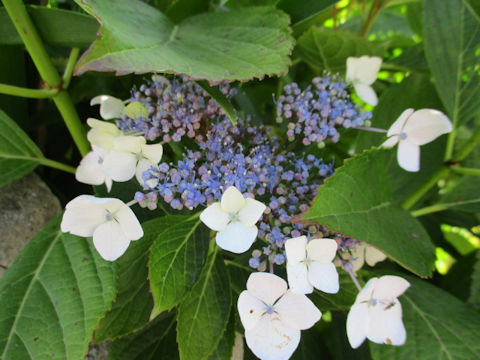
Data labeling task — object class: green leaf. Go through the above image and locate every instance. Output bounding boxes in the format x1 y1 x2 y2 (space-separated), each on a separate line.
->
423 0 480 123
299 149 436 277
296 27 383 74
291 327 330 360
437 176 480 213
149 214 210 315
108 312 178 360
0 109 43 188
0 6 98 47
208 307 236 360
196 81 237 125
0 215 116 360
310 270 358 311
177 248 232 360
370 274 480 359
469 250 480 310
94 217 180 342
74 0 294 81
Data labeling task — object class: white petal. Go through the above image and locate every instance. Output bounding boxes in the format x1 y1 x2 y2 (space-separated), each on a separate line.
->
354 83 378 106
373 275 410 300
402 109 453 145
387 109 414 137
308 262 339 294
397 140 420 172
141 143 163 164
105 177 113 192
92 221 131 261
306 238 338 263
136 158 155 185
61 195 107 237
238 198 266 227
231 332 244 360
221 186 246 213
75 151 105 186
381 135 400 148
90 95 125 120
351 243 366 272
346 57 360 82
86 118 120 149
286 263 312 294
237 291 266 330
352 56 382 85
346 302 369 349
275 290 321 330
200 203 230 231
365 246 387 267
285 236 307 265
113 135 145 153
367 300 406 346
113 202 144 240
245 316 300 360
356 278 378 303
215 221 257 254
87 118 120 133
103 150 137 181
246 272 287 306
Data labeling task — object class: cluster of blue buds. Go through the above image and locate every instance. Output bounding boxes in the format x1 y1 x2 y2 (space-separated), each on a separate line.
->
276 73 372 145
116 75 236 142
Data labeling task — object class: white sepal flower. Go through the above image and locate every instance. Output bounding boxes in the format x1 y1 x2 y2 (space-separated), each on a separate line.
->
90 95 125 120
200 186 266 253
75 145 113 192
351 243 387 272
381 108 453 172
86 118 122 150
61 195 143 261
238 272 321 360
285 236 339 294
346 56 382 106
346 275 410 349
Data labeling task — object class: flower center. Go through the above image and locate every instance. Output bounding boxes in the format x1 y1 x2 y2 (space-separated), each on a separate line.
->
265 305 275 314
105 212 114 222
400 132 407 140
229 212 239 222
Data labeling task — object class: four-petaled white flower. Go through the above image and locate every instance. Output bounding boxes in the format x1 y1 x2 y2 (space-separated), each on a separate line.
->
346 56 382 106
200 186 266 253
285 236 339 294
347 275 410 349
90 95 125 120
381 108 453 172
238 272 321 360
350 242 387 272
61 195 143 261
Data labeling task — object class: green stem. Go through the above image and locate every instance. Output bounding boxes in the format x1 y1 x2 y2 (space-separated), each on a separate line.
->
401 167 450 210
0 83 58 98
62 48 80 89
450 166 480 176
411 204 448 217
38 157 76 174
453 127 480 162
2 0 89 156
360 0 386 37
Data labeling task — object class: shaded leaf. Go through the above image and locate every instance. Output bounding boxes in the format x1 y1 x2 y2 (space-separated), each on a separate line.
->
74 0 294 81
299 149 435 277
469 250 480 310
208 307 236 360
0 216 116 360
177 249 231 360
277 0 338 24
196 80 237 125
310 269 358 311
438 175 480 213
149 214 209 315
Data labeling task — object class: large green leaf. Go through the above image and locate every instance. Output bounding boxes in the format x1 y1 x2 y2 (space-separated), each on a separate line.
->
74 0 294 81
423 0 480 123
437 176 480 213
296 27 383 74
208 308 236 360
0 216 116 360
0 6 98 47
108 312 178 360
370 274 480 359
177 248 231 360
299 149 435 277
94 217 180 342
149 214 210 316
0 109 43 188
469 250 480 310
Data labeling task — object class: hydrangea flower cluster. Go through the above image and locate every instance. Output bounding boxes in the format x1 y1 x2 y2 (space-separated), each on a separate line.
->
276 74 373 145
116 75 236 142
135 116 335 269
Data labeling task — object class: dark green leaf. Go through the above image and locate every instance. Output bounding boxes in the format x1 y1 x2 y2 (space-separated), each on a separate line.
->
296 27 383 74
177 249 231 360
469 250 480 310
74 0 294 81
0 109 43 188
208 307 236 360
406 2 423 36
149 214 209 315
388 44 428 71
196 80 237 125
370 274 480 359
291 326 330 360
277 0 338 24
108 312 177 360
424 0 480 123
438 175 480 213
0 215 116 360
299 149 436 277
0 6 98 47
